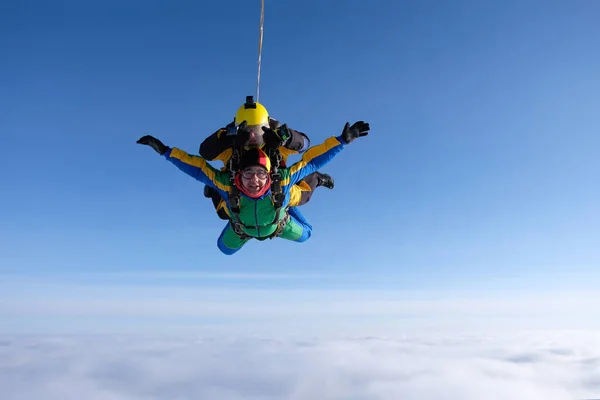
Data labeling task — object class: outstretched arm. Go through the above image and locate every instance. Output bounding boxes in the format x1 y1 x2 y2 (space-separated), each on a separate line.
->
137 135 232 195
164 148 232 192
285 127 310 153
284 136 345 188
283 121 370 188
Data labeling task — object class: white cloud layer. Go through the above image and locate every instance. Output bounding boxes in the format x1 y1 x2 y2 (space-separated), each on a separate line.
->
1 331 599 400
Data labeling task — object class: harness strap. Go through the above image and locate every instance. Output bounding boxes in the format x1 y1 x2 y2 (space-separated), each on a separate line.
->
227 147 249 238
254 211 290 241
267 147 285 225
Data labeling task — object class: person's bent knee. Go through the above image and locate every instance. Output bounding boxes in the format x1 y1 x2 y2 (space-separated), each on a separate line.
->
217 239 240 255
295 228 312 243
217 228 244 255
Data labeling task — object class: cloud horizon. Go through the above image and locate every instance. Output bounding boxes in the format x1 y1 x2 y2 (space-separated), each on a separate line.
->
1 331 599 400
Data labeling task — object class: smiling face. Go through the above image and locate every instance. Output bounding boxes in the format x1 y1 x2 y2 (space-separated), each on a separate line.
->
240 166 269 195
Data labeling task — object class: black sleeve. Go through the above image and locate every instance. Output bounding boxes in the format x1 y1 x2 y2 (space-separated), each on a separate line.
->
285 128 311 152
268 117 311 153
198 128 233 160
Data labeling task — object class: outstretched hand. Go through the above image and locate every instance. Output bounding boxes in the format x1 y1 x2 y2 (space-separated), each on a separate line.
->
136 135 168 155
340 121 370 144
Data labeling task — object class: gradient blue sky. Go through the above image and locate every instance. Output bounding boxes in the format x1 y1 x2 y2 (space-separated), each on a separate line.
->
1 0 599 334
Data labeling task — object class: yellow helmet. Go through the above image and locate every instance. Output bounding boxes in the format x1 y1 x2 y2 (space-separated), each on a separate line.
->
235 95 269 126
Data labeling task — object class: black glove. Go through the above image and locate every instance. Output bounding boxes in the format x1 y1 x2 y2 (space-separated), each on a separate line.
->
136 135 168 155
224 120 237 137
221 120 238 148
233 121 251 148
262 124 291 150
340 121 370 144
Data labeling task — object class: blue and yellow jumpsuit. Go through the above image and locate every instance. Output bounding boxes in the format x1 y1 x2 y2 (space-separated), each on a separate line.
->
163 135 348 255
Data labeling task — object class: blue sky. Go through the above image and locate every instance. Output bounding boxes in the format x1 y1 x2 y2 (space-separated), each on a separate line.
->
1 0 600 334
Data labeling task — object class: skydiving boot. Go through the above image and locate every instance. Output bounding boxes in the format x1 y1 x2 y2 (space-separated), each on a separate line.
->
316 172 335 189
